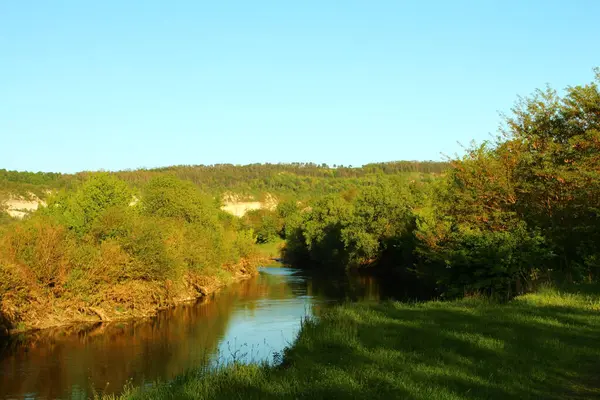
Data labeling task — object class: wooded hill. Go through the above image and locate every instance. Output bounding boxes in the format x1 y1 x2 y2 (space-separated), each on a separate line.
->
0 161 448 200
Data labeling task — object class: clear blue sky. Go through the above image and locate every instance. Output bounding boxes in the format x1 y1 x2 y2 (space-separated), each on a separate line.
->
1 1 599 173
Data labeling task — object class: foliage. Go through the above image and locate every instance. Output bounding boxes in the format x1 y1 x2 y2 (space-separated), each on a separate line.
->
424 70 600 294
242 209 281 244
283 180 419 270
0 169 73 198
505 74 600 281
282 70 600 298
141 176 219 228
43 174 132 236
117 161 448 198
1 216 74 291
0 174 259 331
0 161 448 204
295 195 354 267
0 201 14 226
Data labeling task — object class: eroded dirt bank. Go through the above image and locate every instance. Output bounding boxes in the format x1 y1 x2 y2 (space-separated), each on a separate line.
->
0 261 260 335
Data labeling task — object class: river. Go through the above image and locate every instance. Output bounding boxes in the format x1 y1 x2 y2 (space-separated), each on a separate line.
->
0 266 427 399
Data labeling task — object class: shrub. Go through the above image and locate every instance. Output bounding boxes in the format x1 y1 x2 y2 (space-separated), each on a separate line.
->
141 175 219 228
44 173 132 236
120 217 182 281
89 206 135 243
243 209 281 243
0 215 74 292
181 222 227 273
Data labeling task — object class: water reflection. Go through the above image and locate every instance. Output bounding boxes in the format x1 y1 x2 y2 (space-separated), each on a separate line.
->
0 266 419 399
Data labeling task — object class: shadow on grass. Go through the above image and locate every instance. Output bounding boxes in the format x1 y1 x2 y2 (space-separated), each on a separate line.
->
113 291 600 400
354 300 600 399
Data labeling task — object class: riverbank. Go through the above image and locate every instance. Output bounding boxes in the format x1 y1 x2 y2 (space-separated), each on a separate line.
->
1 258 261 335
0 174 273 336
105 285 600 400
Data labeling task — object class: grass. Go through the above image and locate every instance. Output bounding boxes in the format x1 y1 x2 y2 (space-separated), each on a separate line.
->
256 239 284 260
104 285 600 399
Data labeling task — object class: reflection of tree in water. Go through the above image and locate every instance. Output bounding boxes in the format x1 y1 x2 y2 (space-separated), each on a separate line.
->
305 271 383 302
0 273 294 399
305 269 434 303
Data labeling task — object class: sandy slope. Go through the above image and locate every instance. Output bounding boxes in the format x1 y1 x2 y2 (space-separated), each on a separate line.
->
220 193 278 217
220 201 264 217
3 195 46 219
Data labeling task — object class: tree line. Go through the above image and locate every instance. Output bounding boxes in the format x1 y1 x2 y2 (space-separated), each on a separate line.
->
0 161 447 202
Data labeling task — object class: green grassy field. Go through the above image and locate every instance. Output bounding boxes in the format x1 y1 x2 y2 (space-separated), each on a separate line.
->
104 286 600 400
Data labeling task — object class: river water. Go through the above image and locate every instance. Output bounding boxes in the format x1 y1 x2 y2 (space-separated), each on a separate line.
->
0 266 425 399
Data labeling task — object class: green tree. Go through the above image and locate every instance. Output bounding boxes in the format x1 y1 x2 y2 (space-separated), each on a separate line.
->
141 175 219 228
44 173 132 235
243 209 280 244
504 71 600 281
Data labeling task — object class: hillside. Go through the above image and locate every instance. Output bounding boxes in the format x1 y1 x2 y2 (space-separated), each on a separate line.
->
0 161 448 220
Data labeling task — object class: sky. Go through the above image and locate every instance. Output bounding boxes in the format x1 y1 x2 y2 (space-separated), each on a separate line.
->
1 1 599 173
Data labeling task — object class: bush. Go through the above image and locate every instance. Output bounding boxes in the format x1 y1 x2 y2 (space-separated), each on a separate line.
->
243 209 281 244
89 205 135 242
231 229 257 260
0 215 74 292
181 222 226 273
44 173 132 236
120 217 183 281
141 175 219 228
440 225 548 298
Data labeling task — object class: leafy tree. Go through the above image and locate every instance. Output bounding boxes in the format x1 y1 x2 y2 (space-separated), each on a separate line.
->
295 195 354 268
44 173 132 235
141 175 219 228
415 69 600 294
342 182 414 266
243 209 280 244
504 72 600 281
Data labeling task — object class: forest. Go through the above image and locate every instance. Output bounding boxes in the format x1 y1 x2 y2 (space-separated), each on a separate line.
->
0 160 447 200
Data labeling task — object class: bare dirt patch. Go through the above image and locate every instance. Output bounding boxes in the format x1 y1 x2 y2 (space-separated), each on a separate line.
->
3 193 46 219
220 193 278 217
